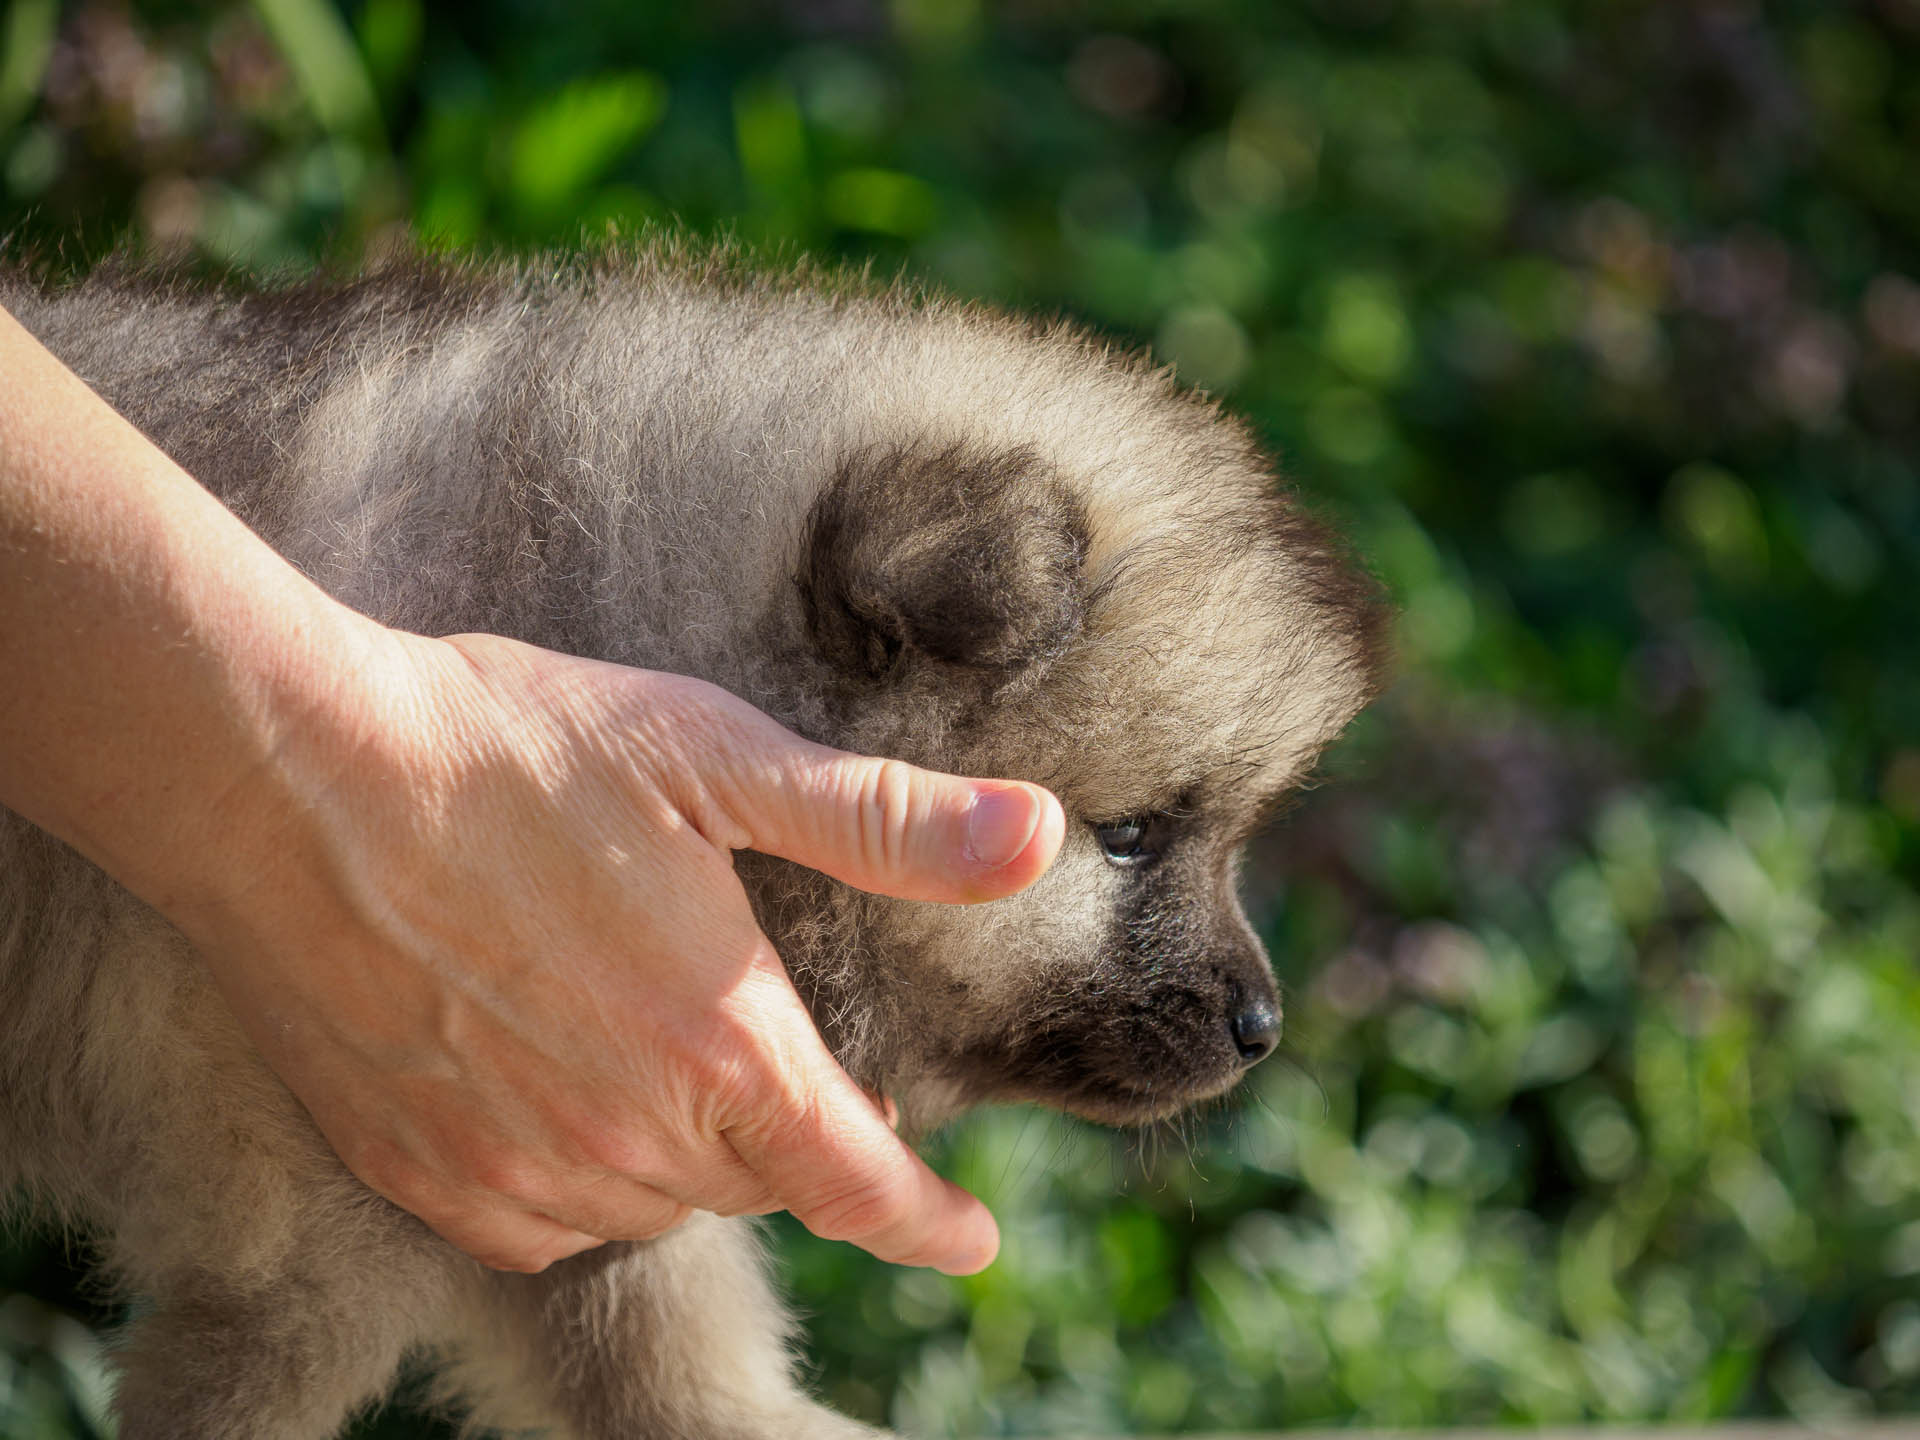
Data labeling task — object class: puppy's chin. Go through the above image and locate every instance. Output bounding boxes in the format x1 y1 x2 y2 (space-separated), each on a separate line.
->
902 1048 1250 1132
1048 1068 1247 1127
886 1063 1244 1136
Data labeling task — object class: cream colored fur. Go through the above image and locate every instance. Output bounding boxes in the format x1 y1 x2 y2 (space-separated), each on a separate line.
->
0 244 1386 1438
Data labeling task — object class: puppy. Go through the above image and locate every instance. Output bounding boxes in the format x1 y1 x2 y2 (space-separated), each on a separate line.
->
0 246 1387 1439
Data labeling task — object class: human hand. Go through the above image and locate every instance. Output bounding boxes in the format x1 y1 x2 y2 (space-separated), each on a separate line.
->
169 628 1062 1276
0 302 1055 1277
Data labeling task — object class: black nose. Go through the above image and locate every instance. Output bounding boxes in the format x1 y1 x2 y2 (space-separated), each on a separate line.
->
1230 1000 1279 1065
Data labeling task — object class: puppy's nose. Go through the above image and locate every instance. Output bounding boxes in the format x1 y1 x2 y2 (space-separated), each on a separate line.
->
1230 1000 1279 1065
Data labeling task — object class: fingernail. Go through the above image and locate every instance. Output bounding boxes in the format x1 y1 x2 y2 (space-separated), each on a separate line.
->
965 786 1041 869
937 1215 1001 1275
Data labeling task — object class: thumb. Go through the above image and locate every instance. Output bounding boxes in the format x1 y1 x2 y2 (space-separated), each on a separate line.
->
702 709 1064 904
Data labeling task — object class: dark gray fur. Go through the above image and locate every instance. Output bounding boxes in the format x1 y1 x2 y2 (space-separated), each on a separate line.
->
0 244 1387 1439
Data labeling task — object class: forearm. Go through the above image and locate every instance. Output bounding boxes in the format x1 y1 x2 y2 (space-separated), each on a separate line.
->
0 302 381 917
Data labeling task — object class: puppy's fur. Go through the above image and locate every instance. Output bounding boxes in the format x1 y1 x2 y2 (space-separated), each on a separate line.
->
0 246 1387 1439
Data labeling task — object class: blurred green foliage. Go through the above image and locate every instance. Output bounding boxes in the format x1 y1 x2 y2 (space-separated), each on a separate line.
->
3 0 1919 1434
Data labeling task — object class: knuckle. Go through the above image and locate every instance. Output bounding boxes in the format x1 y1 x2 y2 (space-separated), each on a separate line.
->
454 1145 545 1205
707 1190 776 1219
523 1242 580 1273
798 1178 913 1246
855 759 919 874
465 1225 592 1274
637 1202 694 1237
478 1247 549 1275
656 681 769 850
352 1159 576 1276
566 1120 660 1182
342 1140 423 1208
687 791 758 859
693 1167 776 1217
687 1016 785 1117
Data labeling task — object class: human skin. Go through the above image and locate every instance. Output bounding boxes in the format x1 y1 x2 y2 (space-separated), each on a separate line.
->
0 303 1064 1276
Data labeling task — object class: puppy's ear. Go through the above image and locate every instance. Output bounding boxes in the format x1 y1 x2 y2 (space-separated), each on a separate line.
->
800 445 1088 678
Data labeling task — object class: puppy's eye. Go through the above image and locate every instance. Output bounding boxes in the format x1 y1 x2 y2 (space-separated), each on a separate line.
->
1094 817 1160 868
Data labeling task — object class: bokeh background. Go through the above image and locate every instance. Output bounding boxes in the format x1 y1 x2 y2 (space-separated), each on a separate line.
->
3 0 1918 1435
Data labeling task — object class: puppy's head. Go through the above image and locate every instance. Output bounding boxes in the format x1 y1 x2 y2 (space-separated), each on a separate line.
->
746 379 1387 1132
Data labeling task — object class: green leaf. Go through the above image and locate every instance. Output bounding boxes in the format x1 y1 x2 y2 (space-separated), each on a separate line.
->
356 0 422 102
252 0 385 145
510 73 667 220
824 167 936 236
0 0 57 139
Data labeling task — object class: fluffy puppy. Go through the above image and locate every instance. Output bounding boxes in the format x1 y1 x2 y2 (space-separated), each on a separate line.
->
0 247 1387 1439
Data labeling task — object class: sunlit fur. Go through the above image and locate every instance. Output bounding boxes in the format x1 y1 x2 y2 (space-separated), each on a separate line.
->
0 242 1387 1439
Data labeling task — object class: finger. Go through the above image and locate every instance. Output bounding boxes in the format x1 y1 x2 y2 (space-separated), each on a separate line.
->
719 986 998 1273
311 1114 607 1273
413 1199 605 1274
698 704 1064 904
535 1173 700 1242
639 1148 783 1219
864 1088 901 1131
726 1093 998 1274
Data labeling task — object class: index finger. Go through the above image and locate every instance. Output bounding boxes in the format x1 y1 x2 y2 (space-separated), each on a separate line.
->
726 1096 999 1273
718 995 999 1273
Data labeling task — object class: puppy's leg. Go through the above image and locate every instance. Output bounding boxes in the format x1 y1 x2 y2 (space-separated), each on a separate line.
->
108 1228 469 1440
451 1215 879 1440
106 1191 466 1440
111 1284 408 1440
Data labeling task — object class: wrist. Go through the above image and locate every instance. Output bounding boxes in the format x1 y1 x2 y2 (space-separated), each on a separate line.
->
102 598 406 934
